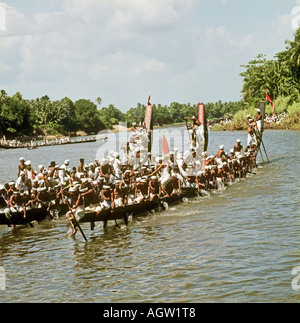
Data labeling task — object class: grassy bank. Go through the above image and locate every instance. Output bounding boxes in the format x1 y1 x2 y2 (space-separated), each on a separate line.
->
211 96 300 131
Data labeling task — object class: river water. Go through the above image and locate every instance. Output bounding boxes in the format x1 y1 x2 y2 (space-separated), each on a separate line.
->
0 128 299 303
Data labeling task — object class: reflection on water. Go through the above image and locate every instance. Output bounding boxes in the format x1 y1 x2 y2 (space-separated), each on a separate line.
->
0 130 300 303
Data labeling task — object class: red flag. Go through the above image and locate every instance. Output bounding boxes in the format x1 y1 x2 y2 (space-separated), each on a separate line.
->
266 92 274 114
162 133 170 155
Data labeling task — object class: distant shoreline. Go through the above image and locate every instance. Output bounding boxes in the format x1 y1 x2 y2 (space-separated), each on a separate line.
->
4 119 298 143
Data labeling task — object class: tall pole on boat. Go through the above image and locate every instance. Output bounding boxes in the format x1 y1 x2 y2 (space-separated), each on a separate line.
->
198 102 208 152
258 101 270 163
145 92 153 154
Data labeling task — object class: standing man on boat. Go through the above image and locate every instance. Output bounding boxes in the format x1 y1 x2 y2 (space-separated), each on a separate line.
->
247 119 257 147
78 158 85 173
113 152 123 180
59 160 71 184
255 109 263 133
18 157 26 177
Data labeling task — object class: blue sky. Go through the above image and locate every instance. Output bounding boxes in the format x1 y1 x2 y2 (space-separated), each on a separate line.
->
0 0 299 112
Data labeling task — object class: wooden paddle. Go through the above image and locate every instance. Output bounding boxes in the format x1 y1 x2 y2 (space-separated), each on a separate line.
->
72 213 88 242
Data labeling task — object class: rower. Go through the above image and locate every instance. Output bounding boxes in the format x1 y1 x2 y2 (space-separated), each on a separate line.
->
149 157 166 178
201 152 209 169
65 186 86 235
232 159 241 179
246 115 252 126
48 161 59 186
9 190 27 220
0 184 12 225
134 178 148 204
215 165 226 189
80 180 99 208
97 185 114 229
123 169 132 188
113 180 126 208
15 171 29 192
229 149 235 160
131 122 137 132
87 163 98 181
213 145 228 166
112 152 122 180
148 176 162 201
131 148 142 167
254 109 263 135
165 167 182 196
196 171 208 192
99 158 114 185
205 166 216 189
36 186 52 209
139 117 146 129
7 182 16 201
223 162 234 182
59 159 71 184
233 139 245 159
185 165 196 188
36 165 45 181
185 116 201 128
248 145 258 171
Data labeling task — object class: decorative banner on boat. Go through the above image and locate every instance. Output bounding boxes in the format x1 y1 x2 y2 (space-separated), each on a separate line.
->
162 132 170 155
198 102 208 152
144 92 153 153
198 102 204 125
144 93 152 135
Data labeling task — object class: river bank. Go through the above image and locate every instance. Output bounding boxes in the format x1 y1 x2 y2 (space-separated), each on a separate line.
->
210 113 300 131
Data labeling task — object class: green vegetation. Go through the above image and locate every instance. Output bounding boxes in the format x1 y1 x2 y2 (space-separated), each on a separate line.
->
0 89 243 138
237 28 300 129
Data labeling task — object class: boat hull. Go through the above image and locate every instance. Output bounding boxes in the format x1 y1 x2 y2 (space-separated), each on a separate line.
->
0 188 199 226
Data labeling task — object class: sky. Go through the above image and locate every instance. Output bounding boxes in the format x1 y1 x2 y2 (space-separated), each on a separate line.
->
0 0 300 112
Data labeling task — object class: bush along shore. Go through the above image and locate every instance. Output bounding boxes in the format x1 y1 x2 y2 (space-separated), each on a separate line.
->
210 95 300 131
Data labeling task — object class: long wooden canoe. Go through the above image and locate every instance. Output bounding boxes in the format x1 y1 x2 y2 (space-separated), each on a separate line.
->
0 187 199 226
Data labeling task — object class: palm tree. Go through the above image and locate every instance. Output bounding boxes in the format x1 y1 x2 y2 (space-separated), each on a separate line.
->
285 28 300 67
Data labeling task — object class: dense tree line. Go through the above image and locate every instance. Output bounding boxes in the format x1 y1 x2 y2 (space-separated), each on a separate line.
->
0 88 242 138
240 28 300 107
